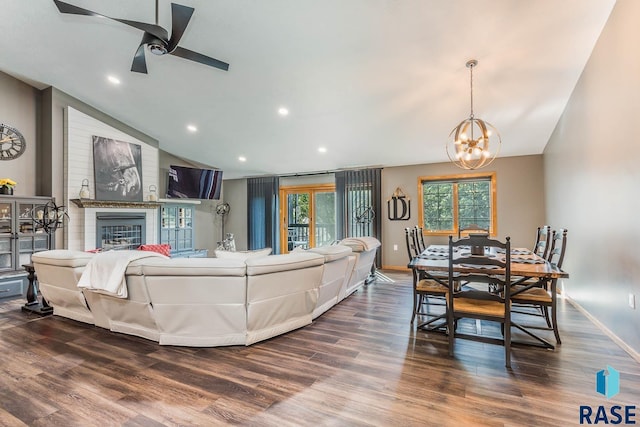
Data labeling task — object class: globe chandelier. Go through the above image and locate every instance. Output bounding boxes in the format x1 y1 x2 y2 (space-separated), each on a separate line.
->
446 59 501 170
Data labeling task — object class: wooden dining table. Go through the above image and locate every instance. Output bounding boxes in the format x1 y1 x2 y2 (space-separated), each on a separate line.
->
408 244 569 349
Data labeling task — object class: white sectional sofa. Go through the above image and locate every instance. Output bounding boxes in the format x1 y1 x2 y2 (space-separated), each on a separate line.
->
339 237 381 300
31 237 381 347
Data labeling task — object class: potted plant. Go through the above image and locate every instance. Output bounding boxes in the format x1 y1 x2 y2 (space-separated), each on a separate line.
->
0 178 17 195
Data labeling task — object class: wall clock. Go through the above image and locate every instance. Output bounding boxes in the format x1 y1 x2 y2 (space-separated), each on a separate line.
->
0 124 26 160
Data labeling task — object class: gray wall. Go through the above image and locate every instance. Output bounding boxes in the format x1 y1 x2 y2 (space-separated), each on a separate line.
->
543 0 640 353
382 155 545 268
0 71 40 195
221 157 545 266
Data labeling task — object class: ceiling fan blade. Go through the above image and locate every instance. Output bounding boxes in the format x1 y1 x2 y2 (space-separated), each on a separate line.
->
131 35 150 74
53 0 103 17
167 3 195 53
171 46 229 71
117 19 168 42
53 0 168 42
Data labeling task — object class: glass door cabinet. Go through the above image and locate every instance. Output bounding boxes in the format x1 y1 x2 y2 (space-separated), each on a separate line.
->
0 196 54 300
159 203 207 258
0 196 53 272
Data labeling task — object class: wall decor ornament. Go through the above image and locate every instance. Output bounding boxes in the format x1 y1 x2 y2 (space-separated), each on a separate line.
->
92 135 143 202
387 187 411 221
0 124 26 160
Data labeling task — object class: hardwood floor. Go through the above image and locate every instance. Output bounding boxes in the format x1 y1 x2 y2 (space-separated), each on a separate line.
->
0 271 638 426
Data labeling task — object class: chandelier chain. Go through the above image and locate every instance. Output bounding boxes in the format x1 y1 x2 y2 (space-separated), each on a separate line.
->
469 62 474 119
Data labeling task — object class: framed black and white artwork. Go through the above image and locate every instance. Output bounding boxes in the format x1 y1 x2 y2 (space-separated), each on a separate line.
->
92 136 143 202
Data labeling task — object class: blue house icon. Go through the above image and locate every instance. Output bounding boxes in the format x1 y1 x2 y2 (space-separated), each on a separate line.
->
596 366 620 399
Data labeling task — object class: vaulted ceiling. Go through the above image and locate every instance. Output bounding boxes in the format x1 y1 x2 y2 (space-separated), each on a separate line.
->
0 0 616 178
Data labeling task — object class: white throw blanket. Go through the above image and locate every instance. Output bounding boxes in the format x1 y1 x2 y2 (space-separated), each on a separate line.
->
78 250 168 298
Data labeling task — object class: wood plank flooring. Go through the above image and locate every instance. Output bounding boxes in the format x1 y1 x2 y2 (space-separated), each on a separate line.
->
0 271 638 426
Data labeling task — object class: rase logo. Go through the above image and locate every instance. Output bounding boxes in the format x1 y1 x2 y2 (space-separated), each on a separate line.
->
579 366 636 425
596 366 620 399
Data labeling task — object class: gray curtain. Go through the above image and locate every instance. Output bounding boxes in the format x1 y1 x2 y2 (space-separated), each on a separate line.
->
247 176 280 252
335 168 382 266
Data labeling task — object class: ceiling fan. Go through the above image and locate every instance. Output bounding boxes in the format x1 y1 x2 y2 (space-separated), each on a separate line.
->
53 0 229 74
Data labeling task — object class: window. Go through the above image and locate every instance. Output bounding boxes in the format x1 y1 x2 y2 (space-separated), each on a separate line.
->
418 172 497 236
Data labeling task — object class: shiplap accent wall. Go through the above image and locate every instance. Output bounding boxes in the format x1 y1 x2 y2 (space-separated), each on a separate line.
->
64 107 159 250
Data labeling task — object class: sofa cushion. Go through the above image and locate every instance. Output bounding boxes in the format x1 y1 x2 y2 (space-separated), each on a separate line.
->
140 257 247 276
245 252 324 276
139 244 171 257
307 245 352 262
214 248 272 260
32 250 94 268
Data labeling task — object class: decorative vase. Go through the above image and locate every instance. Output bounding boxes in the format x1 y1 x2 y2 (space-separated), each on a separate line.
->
0 186 13 195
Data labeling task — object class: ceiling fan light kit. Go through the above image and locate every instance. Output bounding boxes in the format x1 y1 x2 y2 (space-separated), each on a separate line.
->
53 0 230 74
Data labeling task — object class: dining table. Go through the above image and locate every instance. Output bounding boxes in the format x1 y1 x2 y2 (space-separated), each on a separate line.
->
408 244 569 349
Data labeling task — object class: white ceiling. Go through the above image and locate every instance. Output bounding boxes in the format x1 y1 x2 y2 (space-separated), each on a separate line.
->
0 0 616 179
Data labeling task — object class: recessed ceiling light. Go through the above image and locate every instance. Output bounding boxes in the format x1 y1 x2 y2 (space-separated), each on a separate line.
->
238 156 247 162
278 107 289 116
318 147 327 153
187 124 198 132
107 75 121 85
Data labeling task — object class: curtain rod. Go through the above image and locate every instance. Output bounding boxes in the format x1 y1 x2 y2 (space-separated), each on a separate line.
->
244 166 385 180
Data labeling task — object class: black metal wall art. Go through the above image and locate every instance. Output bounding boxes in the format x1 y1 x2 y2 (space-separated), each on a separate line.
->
387 187 411 221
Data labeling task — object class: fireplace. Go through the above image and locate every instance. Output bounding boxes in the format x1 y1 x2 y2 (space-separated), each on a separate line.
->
96 213 146 250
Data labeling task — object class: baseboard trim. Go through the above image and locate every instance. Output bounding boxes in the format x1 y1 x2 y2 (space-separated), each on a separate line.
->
566 295 640 363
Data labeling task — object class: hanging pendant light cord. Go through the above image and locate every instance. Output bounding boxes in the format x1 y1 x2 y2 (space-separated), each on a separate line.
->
155 0 159 25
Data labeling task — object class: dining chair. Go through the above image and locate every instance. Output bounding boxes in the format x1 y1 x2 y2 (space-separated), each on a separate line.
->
458 223 489 239
446 234 513 368
413 225 426 253
511 228 568 345
406 228 448 329
532 225 552 259
404 227 420 261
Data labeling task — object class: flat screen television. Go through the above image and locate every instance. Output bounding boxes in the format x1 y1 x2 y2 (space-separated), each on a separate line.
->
166 165 223 200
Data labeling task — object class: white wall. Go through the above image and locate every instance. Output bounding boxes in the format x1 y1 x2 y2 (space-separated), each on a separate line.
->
64 107 159 250
544 0 640 354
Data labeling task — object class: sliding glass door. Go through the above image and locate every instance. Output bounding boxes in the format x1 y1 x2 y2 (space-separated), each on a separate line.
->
280 184 336 253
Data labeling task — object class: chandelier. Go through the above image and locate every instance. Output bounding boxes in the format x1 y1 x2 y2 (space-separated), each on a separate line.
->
446 59 501 170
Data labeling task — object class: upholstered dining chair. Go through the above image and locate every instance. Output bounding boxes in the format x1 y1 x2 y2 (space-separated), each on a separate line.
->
446 234 513 368
511 228 568 345
406 228 448 329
